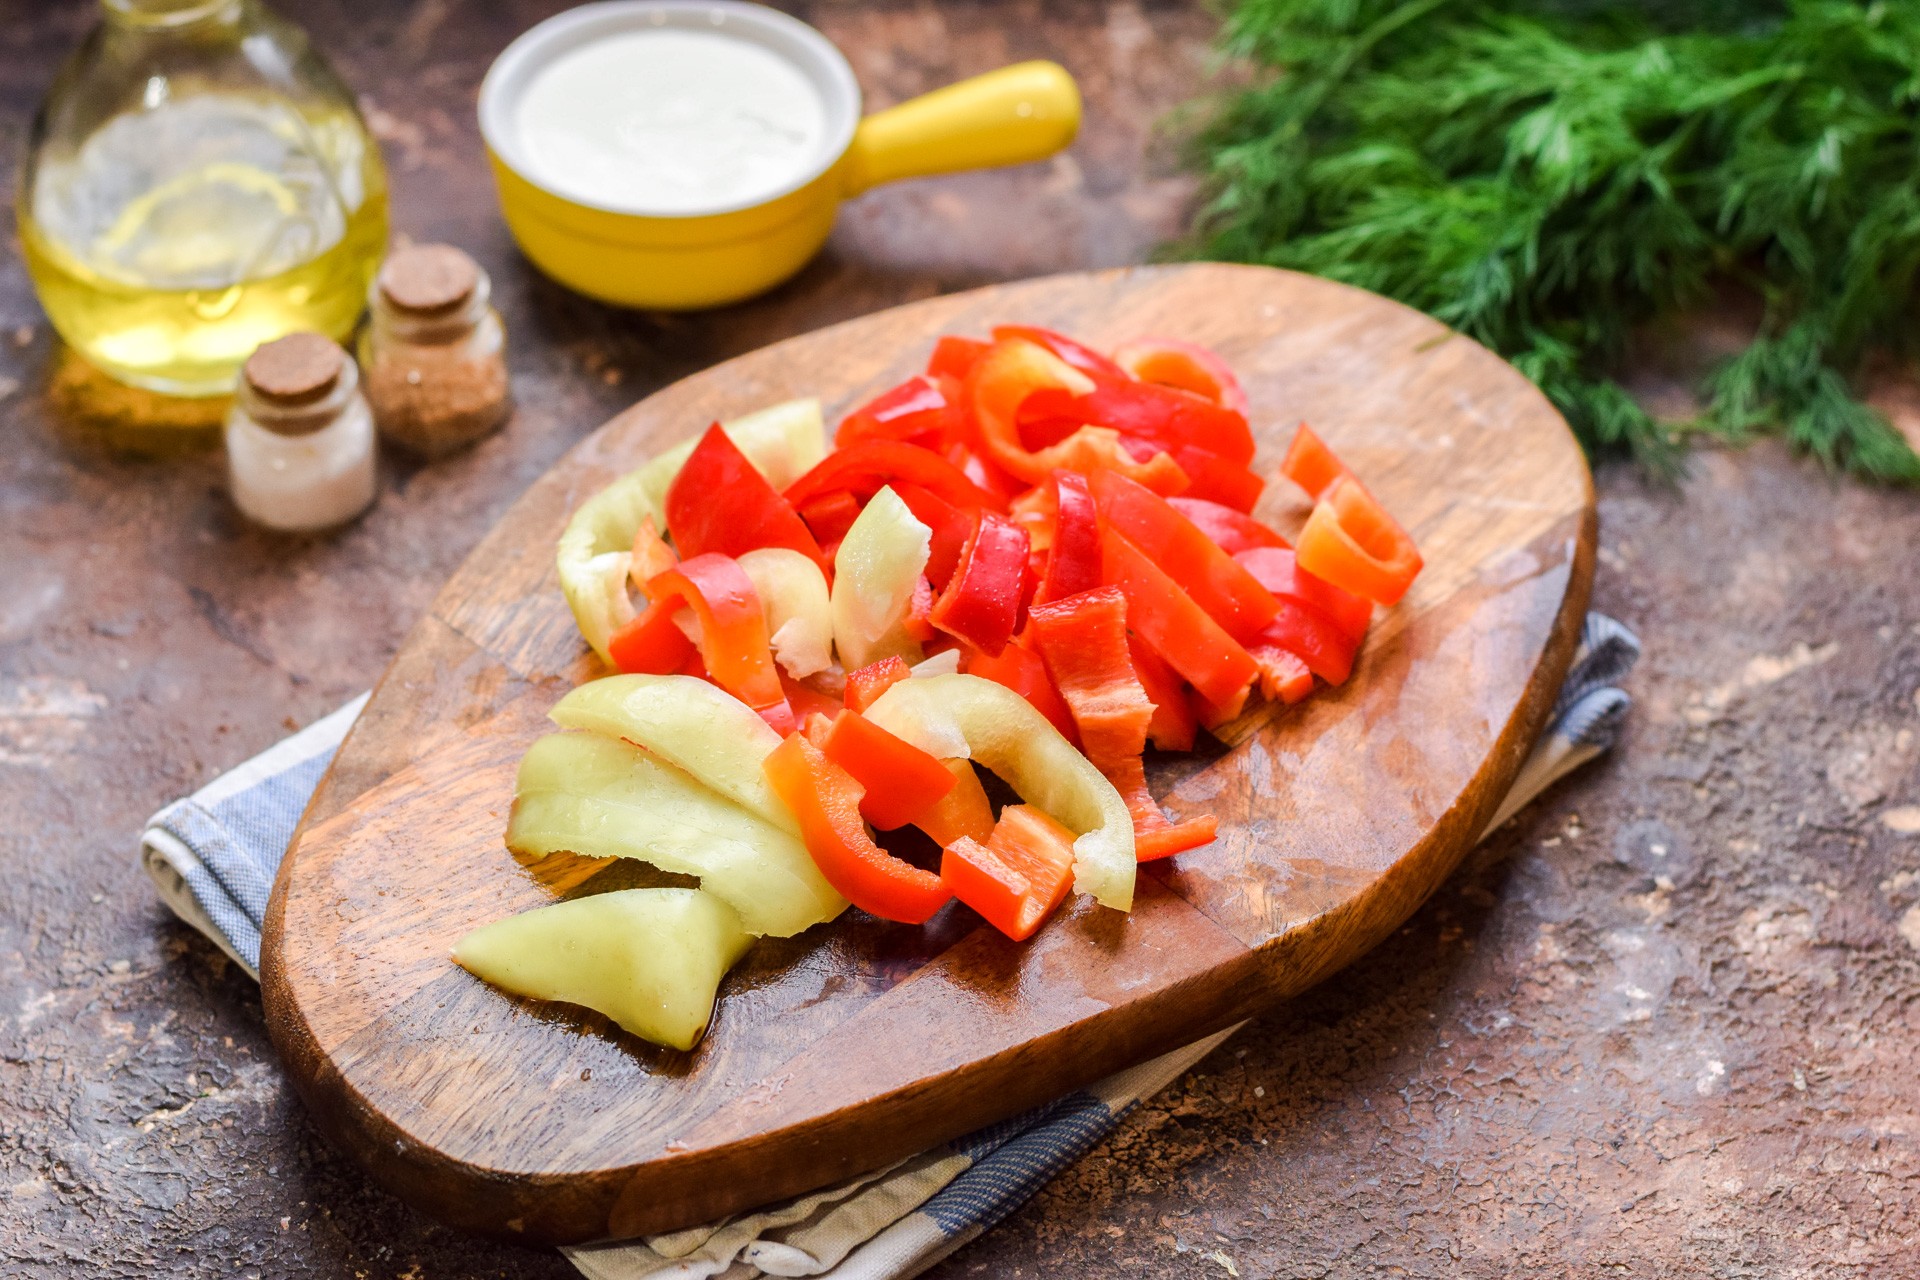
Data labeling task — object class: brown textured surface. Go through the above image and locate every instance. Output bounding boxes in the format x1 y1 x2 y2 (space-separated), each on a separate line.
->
2 1 1918 1278
243 333 346 405
378 244 478 316
262 263 1592 1243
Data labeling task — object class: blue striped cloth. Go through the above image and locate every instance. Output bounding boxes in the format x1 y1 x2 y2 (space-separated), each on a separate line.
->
141 616 1638 1280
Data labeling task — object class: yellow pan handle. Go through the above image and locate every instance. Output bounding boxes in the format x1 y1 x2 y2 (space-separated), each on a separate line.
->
840 61 1081 198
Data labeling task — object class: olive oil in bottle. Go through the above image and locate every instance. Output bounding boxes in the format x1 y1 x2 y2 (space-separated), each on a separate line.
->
18 1 389 399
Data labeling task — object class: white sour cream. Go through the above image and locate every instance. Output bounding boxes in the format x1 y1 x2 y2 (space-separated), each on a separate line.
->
512 29 829 215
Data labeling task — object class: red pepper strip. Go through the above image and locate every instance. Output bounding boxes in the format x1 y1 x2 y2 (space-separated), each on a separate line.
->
940 804 1078 941
645 555 792 729
916 759 995 847
1173 446 1264 513
1100 756 1217 863
630 517 678 588
820 709 959 830
1248 646 1315 704
968 338 1191 491
1193 678 1253 732
927 334 992 382
665 424 825 566
1027 586 1154 768
1037 471 1101 604
801 710 835 747
1250 598 1358 685
1100 524 1258 708
1110 337 1251 415
1169 497 1289 555
1296 479 1424 607
891 482 971 587
782 673 845 724
786 440 1008 516
844 655 911 713
763 733 952 924
1089 470 1281 645
836 374 967 450
797 490 862 547
1020 378 1256 468
991 324 1128 380
951 446 1024 503
1280 423 1351 500
1127 634 1196 752
1234 547 1372 642
927 510 1030 658
962 636 1080 746
607 599 697 675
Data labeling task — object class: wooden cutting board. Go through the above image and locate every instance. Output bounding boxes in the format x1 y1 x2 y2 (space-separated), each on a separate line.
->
261 263 1595 1244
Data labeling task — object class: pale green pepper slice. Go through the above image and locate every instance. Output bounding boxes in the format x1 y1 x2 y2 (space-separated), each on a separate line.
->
510 732 845 936
737 547 833 679
549 674 797 835
864 673 1137 911
453 888 751 1050
830 485 931 671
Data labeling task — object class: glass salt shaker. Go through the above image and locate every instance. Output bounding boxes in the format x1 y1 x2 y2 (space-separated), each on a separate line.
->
225 332 377 531
359 243 511 456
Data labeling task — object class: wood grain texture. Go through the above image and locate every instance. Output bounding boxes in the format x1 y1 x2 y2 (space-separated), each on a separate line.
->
260 263 1595 1243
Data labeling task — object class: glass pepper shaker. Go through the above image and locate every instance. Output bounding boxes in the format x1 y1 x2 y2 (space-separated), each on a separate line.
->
225 332 377 531
359 243 511 456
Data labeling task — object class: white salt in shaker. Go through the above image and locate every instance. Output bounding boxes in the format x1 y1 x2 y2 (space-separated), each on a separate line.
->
225 334 378 532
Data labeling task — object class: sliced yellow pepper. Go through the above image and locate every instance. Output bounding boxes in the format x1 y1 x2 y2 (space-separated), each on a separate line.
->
509 733 845 936
452 887 750 1051
549 674 797 835
864 673 1137 910
737 547 833 679
831 485 931 671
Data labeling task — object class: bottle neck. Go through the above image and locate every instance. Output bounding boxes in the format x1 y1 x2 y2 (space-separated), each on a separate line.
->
101 0 244 35
237 355 361 437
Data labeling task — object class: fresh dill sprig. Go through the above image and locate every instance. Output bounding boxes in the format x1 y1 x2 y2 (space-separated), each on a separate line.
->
1183 0 1920 482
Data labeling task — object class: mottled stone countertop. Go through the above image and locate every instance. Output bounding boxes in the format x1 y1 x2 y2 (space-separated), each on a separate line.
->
3 2 1918 1276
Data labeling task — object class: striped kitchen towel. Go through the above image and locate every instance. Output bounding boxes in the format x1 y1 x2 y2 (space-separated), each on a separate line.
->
141 614 1639 1280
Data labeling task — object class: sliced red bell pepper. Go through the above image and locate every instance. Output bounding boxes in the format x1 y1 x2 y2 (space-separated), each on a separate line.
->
891 482 971 587
1099 524 1258 707
1019 378 1256 468
1194 678 1253 732
1233 547 1372 642
820 709 959 830
1250 598 1358 685
903 575 938 644
927 510 1029 658
1127 634 1196 753
1111 337 1251 415
836 374 967 450
962 635 1080 745
951 445 1024 504
940 804 1079 941
927 335 992 382
797 490 862 546
968 338 1191 490
629 517 678 590
1027 586 1154 768
1036 470 1100 604
1296 478 1423 607
645 554 792 730
844 655 911 713
1172 446 1264 513
607 598 697 675
763 733 951 924
916 758 996 847
782 674 845 724
665 424 825 566
1089 470 1280 644
991 324 1128 380
1100 755 1217 863
1279 423 1352 500
786 440 1007 516
1248 646 1315 704
1169 497 1289 555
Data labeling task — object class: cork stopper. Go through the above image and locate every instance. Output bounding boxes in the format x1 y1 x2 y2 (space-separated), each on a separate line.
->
378 244 480 316
243 333 345 406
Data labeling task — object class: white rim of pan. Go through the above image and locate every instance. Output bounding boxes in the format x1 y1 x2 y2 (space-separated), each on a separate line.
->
477 0 863 220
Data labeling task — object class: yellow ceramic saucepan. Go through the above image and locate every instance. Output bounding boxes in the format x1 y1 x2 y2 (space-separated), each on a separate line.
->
477 0 1081 310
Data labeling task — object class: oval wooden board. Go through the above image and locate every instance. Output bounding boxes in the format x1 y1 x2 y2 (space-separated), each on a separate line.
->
262 264 1595 1244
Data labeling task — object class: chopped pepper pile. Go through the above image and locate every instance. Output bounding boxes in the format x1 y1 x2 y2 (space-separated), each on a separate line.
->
469 325 1423 1050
